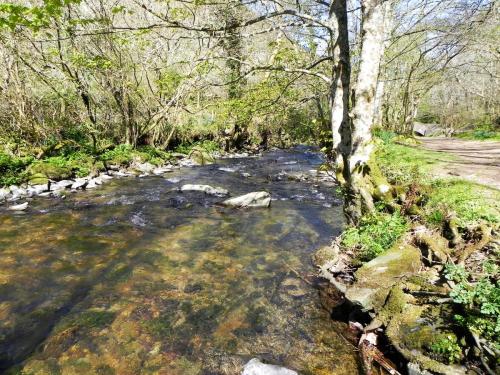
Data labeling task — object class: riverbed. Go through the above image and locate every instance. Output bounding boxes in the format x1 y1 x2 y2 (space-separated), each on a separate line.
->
0 147 361 374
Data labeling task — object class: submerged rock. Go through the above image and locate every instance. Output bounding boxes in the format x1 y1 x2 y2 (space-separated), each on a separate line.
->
222 192 271 208
345 243 421 311
180 184 229 196
8 202 29 211
242 358 297 375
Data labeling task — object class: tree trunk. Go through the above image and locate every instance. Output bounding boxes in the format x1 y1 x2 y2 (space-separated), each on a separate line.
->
343 0 392 224
329 0 352 185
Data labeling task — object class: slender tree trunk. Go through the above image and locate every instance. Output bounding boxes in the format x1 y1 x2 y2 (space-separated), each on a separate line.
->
329 0 352 185
343 0 392 224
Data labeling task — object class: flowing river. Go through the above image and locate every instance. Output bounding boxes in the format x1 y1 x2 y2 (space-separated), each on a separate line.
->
0 147 361 374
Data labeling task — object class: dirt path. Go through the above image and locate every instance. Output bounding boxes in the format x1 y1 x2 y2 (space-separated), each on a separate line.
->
418 137 500 189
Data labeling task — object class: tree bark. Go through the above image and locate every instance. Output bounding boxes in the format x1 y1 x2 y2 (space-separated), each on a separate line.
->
329 0 352 185
343 0 392 224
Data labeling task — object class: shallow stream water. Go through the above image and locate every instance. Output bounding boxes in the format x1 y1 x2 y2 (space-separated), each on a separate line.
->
0 147 361 374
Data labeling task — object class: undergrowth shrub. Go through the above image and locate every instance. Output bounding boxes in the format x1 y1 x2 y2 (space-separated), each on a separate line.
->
444 262 500 351
0 152 33 186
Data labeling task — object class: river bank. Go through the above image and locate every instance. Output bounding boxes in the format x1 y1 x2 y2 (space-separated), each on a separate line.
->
316 133 499 374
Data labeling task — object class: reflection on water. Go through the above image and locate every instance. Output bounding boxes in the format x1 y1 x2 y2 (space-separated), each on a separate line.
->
0 148 360 374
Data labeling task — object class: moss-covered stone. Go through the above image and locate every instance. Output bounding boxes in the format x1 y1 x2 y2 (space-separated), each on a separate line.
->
386 303 467 375
28 173 49 185
28 163 72 181
345 242 421 311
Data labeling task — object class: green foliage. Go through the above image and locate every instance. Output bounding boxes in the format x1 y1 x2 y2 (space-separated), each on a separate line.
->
444 263 469 283
100 144 135 166
429 334 463 364
456 129 500 141
175 140 220 155
445 261 500 347
157 69 183 97
341 211 408 262
0 0 81 31
426 180 500 226
0 152 32 186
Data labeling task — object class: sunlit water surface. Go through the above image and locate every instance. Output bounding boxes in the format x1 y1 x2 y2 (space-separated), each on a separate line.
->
0 147 361 374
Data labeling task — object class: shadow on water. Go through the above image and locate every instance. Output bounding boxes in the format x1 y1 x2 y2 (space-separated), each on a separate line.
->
0 147 361 374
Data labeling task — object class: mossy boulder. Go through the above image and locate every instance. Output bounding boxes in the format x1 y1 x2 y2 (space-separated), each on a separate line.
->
28 173 49 186
345 242 421 311
28 162 72 181
385 302 467 375
189 147 215 165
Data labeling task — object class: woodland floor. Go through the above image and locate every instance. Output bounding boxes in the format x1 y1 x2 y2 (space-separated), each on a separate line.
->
418 137 500 189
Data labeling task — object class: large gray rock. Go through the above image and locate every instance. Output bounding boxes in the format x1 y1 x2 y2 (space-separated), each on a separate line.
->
180 184 229 197
53 180 74 190
242 359 297 375
27 184 47 196
345 243 421 311
9 185 27 200
153 166 173 175
132 162 155 174
223 192 271 208
413 122 447 137
71 178 88 190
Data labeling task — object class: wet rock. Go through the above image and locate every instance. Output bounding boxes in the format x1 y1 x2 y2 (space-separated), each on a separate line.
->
153 166 173 175
180 184 229 197
0 187 11 201
53 180 74 190
345 243 421 311
9 185 27 200
242 358 297 375
312 245 340 268
408 363 433 375
71 178 88 190
132 162 155 174
27 184 48 196
8 202 29 211
219 167 238 173
86 179 98 189
222 192 271 208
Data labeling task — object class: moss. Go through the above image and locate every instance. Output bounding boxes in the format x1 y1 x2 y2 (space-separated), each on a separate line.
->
378 285 413 326
28 159 73 180
346 242 421 310
28 173 49 185
385 303 466 374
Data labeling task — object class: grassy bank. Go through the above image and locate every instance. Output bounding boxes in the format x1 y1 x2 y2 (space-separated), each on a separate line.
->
338 131 499 372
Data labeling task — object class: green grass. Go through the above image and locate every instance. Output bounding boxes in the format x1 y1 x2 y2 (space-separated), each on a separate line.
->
376 133 499 226
378 141 455 184
426 179 500 226
341 211 409 263
455 130 500 141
